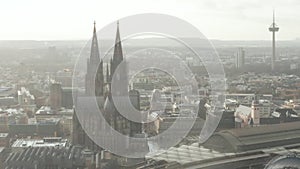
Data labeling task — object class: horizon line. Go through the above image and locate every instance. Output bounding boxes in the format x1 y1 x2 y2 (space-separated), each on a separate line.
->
0 38 299 42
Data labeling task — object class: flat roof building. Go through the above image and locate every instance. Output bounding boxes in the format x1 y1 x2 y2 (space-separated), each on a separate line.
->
203 121 300 153
11 137 67 149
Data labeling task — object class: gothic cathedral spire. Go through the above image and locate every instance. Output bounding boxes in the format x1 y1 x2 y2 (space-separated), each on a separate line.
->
85 21 104 96
90 21 100 64
110 21 124 77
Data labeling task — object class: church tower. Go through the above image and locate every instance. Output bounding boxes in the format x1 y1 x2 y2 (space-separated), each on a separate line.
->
73 21 142 151
85 21 104 96
108 21 128 96
74 21 104 150
104 21 131 135
110 21 124 76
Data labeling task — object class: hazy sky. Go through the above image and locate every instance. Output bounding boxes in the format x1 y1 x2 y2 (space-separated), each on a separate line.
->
1 0 300 40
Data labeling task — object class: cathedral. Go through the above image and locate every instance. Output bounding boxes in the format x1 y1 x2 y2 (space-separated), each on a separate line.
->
73 21 142 151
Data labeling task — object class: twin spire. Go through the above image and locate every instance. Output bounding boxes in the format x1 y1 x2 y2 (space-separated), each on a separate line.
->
90 20 123 64
86 20 124 96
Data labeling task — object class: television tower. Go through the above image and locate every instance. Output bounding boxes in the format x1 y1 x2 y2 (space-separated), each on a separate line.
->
269 10 279 71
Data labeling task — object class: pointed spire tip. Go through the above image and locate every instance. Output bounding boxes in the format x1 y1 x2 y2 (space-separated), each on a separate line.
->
93 20 96 33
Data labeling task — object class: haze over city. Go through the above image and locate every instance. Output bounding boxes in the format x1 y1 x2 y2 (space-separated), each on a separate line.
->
1 0 300 40
1 0 300 169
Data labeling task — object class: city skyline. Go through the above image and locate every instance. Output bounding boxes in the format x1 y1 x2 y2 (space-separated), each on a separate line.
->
0 12 300 168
